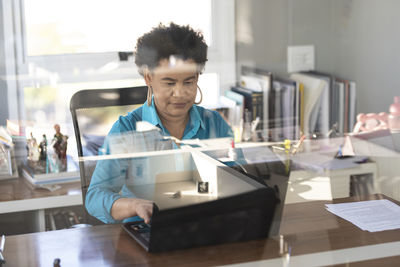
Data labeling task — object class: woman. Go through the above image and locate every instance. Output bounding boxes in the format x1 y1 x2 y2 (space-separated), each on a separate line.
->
86 23 233 224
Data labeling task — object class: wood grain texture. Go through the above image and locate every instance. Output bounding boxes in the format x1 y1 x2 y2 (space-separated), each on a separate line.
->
3 194 400 267
0 178 80 202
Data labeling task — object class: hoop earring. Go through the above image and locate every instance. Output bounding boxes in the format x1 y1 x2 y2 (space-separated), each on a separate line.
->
194 85 203 105
147 86 153 106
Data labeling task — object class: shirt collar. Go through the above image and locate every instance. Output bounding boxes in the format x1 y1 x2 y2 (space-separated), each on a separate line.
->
189 105 206 130
141 97 206 137
142 98 162 127
182 105 206 139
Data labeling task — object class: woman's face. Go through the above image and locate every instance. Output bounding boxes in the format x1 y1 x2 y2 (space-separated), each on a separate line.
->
145 58 199 121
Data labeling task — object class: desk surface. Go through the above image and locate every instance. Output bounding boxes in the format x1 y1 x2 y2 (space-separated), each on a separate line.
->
4 194 400 267
0 178 82 213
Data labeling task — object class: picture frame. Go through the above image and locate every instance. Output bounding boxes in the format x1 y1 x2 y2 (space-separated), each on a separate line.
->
0 144 18 180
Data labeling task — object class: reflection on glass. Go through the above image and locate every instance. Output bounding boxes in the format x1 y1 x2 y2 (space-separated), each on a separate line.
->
2 0 400 263
24 0 212 55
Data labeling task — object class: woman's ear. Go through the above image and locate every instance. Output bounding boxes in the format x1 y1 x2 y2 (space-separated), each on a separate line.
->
143 69 153 86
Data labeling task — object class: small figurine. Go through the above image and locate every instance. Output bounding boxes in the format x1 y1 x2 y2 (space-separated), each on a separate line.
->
38 134 47 162
353 112 388 133
388 96 400 132
27 132 39 161
52 124 68 171
197 181 209 193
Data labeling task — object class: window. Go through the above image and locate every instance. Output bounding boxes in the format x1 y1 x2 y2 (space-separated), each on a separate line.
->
24 0 212 56
3 0 235 152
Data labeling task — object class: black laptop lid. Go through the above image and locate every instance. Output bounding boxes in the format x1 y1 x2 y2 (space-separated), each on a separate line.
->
147 186 277 252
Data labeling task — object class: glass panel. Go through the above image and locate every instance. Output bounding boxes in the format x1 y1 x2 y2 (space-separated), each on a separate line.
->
3 0 400 264
24 0 212 56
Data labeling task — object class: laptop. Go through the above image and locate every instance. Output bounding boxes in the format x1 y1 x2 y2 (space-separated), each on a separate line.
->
122 186 277 252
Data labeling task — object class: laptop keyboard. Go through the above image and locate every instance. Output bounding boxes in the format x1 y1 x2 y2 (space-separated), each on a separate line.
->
142 232 151 242
130 222 151 242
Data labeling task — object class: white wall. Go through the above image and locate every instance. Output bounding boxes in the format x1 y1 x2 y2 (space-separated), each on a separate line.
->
236 0 400 114
331 0 400 114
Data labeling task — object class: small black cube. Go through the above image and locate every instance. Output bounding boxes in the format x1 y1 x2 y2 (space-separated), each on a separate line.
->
197 181 209 193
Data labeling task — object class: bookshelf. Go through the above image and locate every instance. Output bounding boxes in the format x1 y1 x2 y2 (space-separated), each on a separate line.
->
227 66 357 142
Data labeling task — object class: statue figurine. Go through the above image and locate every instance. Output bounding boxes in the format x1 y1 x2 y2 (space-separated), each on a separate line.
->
38 134 47 162
52 124 68 171
27 132 39 162
353 112 389 133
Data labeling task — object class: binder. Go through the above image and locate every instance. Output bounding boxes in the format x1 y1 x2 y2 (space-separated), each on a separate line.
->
239 66 273 130
336 78 350 133
290 73 326 136
348 81 357 132
298 83 305 137
335 80 345 134
225 90 245 129
231 86 263 124
275 77 298 140
305 71 335 132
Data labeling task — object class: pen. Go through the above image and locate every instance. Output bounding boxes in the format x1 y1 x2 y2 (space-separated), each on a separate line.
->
0 235 5 265
291 134 306 154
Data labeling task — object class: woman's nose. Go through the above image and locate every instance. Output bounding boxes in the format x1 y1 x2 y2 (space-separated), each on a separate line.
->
172 83 185 96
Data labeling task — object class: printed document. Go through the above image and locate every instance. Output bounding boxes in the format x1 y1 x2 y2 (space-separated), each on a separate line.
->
326 199 400 232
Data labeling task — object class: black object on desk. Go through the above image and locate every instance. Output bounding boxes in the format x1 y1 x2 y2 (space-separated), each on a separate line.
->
123 187 277 253
202 146 290 236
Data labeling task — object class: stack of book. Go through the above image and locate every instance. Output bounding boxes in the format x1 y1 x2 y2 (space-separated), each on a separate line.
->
224 66 357 141
291 71 356 135
226 66 301 141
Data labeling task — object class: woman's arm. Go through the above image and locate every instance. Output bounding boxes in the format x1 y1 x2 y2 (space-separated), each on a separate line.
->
110 198 154 223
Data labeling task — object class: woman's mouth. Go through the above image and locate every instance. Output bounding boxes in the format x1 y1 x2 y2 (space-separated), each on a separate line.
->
171 103 187 108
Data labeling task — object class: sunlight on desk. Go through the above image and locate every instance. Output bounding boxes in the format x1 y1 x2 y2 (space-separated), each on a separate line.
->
286 176 333 203
164 190 213 197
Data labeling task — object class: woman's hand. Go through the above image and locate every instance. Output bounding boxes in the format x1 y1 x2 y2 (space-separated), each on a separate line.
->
132 198 154 223
111 198 154 223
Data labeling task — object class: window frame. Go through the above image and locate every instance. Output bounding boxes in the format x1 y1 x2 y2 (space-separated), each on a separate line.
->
22 2 234 89
2 0 236 122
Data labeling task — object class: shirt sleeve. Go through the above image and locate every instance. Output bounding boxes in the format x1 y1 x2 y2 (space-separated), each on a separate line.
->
85 115 135 223
85 156 129 223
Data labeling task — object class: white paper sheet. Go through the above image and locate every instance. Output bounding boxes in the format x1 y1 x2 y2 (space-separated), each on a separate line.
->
326 199 400 232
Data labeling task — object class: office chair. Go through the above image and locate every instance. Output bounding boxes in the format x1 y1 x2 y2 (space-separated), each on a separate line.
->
70 86 148 224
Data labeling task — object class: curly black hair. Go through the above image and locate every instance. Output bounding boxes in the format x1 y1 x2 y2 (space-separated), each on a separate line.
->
134 23 208 75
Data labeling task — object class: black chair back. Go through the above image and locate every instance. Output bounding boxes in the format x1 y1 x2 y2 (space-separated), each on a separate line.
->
70 86 148 223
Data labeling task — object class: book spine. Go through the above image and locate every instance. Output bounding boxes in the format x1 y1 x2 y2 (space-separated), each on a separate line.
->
251 92 263 123
231 86 253 120
299 83 304 137
344 81 349 133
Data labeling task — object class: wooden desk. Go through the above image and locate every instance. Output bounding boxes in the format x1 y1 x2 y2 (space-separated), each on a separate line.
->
3 194 400 267
0 178 82 232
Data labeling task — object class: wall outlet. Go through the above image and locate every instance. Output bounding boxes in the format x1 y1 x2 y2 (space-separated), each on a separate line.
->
287 45 315 73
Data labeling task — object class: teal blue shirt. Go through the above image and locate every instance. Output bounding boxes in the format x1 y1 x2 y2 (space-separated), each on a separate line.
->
86 100 233 223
